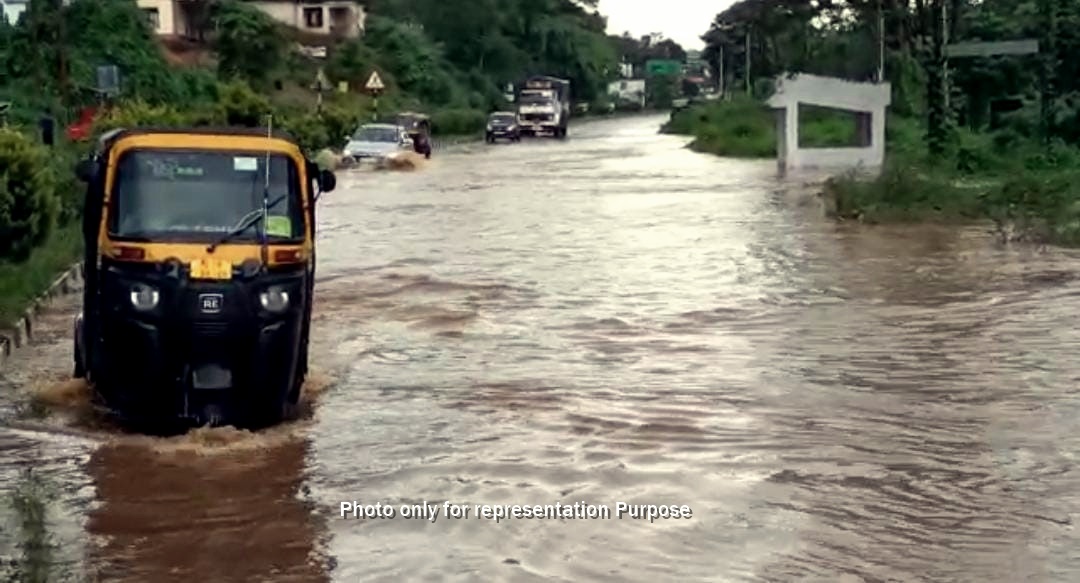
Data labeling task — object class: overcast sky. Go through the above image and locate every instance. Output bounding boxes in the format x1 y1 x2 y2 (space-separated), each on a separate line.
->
598 0 734 50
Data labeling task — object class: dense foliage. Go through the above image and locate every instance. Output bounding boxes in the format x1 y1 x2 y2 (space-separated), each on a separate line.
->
670 0 1080 244
0 130 61 261
368 0 619 103
700 0 1080 145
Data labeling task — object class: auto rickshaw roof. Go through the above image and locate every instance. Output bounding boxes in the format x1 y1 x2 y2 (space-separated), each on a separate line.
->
96 126 302 154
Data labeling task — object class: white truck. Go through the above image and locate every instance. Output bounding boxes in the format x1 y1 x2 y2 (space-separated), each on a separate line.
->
516 76 570 139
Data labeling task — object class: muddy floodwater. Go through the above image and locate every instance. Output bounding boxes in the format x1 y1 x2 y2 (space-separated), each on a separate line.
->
5 114 1080 582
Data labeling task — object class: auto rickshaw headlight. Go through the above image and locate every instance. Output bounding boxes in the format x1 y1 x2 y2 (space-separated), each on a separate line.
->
259 285 290 313
130 283 159 312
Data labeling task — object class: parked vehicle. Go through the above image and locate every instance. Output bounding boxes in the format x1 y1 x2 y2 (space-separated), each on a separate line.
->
516 75 571 138
66 106 99 142
72 127 336 431
397 112 432 159
485 111 520 143
343 123 413 163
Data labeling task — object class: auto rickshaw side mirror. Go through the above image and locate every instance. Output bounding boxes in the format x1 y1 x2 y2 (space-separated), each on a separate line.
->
74 158 97 183
318 169 336 194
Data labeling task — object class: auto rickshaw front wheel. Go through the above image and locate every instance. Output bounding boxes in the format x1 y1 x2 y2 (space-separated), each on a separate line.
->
243 397 292 429
243 375 303 428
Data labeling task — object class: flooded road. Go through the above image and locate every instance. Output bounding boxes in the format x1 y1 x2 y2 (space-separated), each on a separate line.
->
4 113 1080 581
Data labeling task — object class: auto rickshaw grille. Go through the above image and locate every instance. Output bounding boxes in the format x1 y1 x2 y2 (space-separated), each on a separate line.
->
192 321 229 338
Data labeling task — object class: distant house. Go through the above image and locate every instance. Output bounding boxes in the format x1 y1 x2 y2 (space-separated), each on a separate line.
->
247 0 366 38
608 79 646 108
1 0 28 25
135 0 195 37
134 0 366 40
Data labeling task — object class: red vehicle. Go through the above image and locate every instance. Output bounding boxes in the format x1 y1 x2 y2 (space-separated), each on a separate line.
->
66 106 99 142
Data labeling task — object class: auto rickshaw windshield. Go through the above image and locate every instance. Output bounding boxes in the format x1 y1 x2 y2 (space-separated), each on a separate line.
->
107 149 305 242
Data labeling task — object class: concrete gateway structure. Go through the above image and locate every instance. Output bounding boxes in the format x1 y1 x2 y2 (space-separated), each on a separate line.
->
766 73 892 174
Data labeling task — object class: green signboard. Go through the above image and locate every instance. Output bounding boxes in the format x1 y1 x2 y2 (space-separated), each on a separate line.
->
645 59 682 76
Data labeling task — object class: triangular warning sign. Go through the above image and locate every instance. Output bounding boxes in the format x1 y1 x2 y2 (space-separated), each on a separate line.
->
312 68 331 91
365 71 385 90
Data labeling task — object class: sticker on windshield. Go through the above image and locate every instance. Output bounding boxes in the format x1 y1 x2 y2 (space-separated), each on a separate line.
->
234 157 258 171
266 216 292 237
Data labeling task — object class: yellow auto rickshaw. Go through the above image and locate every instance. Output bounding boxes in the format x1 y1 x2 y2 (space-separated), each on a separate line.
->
72 126 336 431
396 111 432 158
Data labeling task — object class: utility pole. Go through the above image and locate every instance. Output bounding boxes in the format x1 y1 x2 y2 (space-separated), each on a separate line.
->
877 0 885 82
718 45 725 97
1038 0 1057 146
745 28 751 94
57 0 69 111
942 0 949 111
926 0 945 155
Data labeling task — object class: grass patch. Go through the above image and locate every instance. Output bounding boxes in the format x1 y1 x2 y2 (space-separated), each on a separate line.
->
0 222 82 326
667 95 1080 247
823 131 1080 246
662 96 866 157
824 162 988 223
798 104 858 148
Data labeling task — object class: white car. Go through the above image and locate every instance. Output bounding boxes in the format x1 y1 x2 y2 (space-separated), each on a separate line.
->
343 124 413 162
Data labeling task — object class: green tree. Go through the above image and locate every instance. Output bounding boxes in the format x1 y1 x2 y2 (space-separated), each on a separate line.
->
212 0 288 87
0 129 61 261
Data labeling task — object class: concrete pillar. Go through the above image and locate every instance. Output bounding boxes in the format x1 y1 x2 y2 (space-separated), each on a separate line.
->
855 112 872 148
775 108 787 171
785 105 799 170
870 108 886 166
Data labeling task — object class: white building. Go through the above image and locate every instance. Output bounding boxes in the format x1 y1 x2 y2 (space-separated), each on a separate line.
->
247 0 366 38
1 0 29 25
608 79 646 108
135 0 366 39
136 0 192 37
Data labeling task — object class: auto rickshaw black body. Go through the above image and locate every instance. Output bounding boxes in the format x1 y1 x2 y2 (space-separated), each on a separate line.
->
396 112 432 159
72 127 336 431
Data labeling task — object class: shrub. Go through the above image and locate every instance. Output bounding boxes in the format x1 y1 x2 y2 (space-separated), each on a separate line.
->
0 129 61 261
318 104 364 147
277 111 331 154
216 80 272 127
825 161 979 223
50 145 84 224
431 108 486 136
91 100 193 137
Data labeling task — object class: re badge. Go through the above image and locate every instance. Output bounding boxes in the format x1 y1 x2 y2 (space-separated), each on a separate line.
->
199 293 223 314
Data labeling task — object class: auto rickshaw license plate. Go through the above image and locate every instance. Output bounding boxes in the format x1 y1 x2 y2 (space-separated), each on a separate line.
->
190 258 232 280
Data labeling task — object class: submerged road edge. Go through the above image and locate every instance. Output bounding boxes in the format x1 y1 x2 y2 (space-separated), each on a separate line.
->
0 262 83 371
